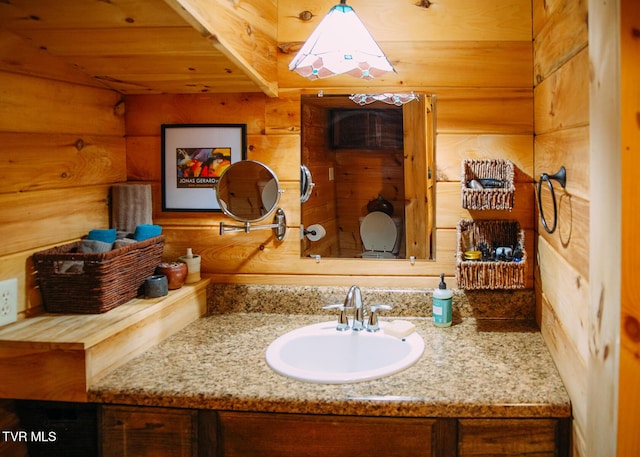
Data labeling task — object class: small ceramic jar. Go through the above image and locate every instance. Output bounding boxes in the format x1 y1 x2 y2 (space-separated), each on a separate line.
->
155 262 188 290
144 275 168 298
179 249 201 284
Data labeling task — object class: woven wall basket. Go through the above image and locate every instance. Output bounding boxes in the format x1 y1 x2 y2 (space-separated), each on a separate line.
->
456 220 526 290
461 159 515 211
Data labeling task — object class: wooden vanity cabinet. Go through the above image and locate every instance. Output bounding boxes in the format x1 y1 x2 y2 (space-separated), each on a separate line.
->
101 405 198 457
215 411 444 457
100 405 569 457
457 418 570 457
101 406 442 457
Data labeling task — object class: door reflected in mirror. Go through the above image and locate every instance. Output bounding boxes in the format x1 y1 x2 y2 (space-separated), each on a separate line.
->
300 94 436 260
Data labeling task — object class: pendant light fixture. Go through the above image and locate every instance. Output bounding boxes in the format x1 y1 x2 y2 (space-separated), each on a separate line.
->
349 92 419 106
289 0 396 80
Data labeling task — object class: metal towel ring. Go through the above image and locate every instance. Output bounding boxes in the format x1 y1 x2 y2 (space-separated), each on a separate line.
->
537 166 567 234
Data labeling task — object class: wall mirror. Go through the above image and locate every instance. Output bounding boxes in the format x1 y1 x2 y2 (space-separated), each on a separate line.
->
217 160 287 240
300 93 436 261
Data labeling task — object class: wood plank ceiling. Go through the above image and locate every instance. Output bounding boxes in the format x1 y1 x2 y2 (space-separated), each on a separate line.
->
0 0 278 96
0 0 534 97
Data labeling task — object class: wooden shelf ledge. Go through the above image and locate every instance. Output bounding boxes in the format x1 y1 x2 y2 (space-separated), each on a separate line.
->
0 279 209 402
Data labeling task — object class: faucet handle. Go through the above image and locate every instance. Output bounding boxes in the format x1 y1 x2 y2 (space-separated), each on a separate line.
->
367 304 392 332
322 304 351 331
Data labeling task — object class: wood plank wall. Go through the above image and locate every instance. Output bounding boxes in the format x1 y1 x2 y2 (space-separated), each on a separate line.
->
0 31 127 319
532 0 590 455
0 1 536 301
2 2 630 452
126 83 536 288
0 0 537 315
121 0 536 288
145 0 534 288
0 31 126 446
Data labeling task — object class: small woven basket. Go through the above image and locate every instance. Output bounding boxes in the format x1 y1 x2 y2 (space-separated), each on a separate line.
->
456 220 526 290
461 159 515 210
33 235 165 313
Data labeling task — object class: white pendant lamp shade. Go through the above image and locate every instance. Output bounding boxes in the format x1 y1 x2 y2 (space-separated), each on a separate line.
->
289 2 395 80
350 92 419 106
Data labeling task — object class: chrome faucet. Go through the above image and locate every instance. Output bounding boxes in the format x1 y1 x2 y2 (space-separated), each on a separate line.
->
323 285 365 331
323 286 393 331
345 285 365 331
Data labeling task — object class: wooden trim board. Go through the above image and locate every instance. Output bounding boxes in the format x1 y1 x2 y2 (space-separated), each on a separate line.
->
0 279 209 402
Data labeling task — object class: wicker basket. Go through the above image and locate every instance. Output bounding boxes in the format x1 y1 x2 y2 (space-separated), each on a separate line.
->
33 235 165 313
461 159 515 210
456 220 526 290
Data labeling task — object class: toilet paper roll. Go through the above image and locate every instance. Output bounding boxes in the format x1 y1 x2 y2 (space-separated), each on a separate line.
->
305 224 326 242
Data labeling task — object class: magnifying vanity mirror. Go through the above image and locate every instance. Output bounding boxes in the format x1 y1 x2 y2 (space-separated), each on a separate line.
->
216 160 287 240
300 93 436 261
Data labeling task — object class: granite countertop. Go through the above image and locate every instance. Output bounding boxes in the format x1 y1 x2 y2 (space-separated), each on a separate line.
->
88 312 570 418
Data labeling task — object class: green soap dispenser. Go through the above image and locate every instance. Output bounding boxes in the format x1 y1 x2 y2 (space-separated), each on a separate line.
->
433 273 453 327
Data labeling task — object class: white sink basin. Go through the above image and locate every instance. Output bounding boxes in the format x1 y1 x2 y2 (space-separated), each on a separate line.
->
265 321 424 384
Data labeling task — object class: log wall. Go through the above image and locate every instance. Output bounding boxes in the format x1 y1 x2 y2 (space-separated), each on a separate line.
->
124 85 535 287
1 2 635 454
0 34 126 319
127 0 536 287
532 0 590 454
0 0 535 314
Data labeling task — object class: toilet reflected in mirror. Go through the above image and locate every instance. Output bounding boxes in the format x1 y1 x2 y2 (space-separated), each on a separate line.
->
359 212 403 259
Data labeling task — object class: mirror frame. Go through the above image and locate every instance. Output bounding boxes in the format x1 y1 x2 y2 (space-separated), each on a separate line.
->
216 160 282 223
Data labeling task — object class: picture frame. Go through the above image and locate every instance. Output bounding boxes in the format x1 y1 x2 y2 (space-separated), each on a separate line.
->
161 123 247 212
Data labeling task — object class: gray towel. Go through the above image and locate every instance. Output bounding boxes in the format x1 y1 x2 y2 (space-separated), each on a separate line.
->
80 239 113 253
111 184 153 233
113 238 137 249
59 240 113 274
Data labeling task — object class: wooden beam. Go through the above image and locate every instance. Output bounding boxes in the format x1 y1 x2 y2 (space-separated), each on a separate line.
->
163 0 279 97
618 0 640 453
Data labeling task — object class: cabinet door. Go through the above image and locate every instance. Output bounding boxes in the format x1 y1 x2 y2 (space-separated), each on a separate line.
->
217 411 436 457
101 405 197 457
458 418 568 457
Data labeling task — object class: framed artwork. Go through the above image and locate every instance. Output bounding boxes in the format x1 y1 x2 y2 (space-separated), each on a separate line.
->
161 123 247 212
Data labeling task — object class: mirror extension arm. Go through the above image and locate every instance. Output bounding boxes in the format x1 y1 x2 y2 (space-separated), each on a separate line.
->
219 208 287 241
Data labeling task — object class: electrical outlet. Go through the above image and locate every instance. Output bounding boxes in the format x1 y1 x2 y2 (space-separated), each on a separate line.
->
0 278 18 327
